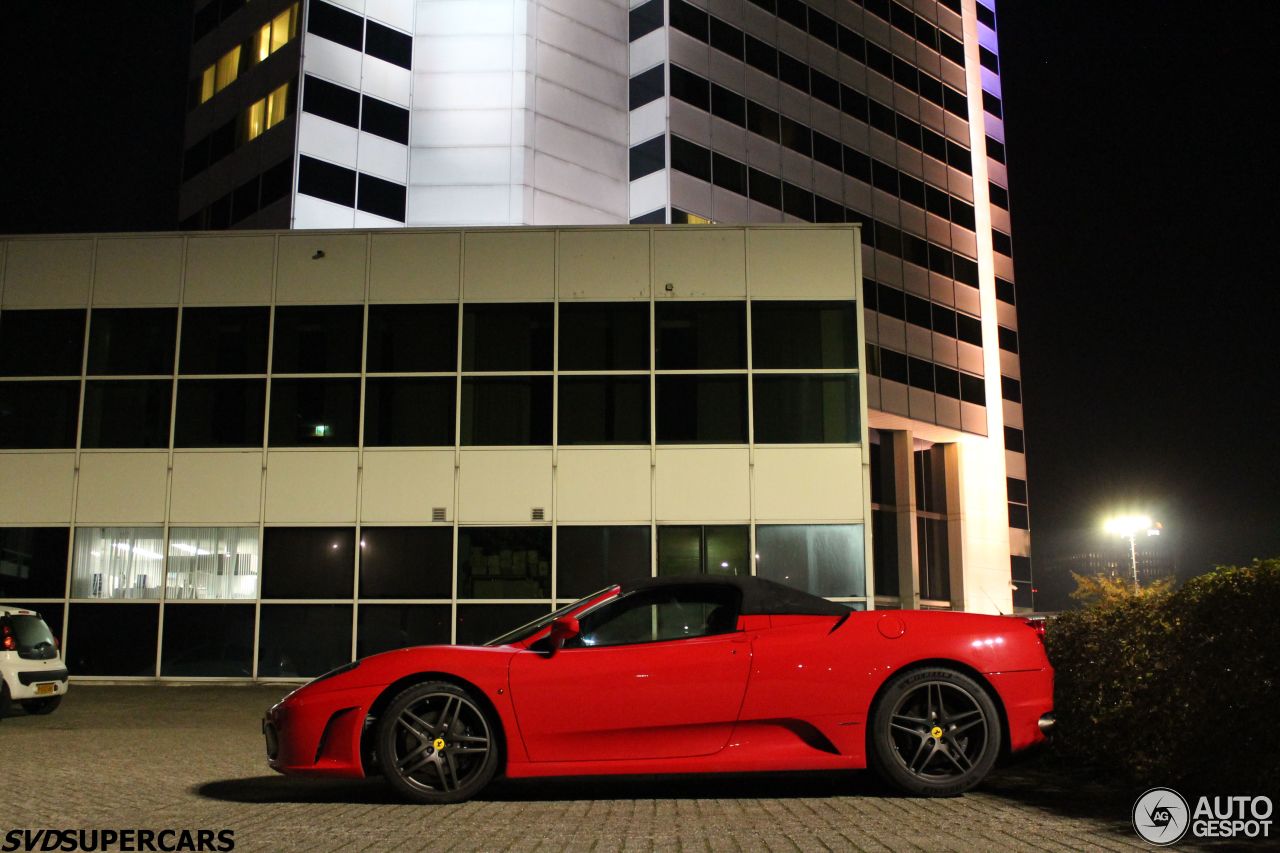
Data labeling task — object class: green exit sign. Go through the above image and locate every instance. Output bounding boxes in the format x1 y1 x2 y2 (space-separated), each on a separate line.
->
312 424 331 437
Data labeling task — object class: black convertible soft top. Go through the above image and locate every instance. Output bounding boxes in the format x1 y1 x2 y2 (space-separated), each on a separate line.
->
619 575 849 617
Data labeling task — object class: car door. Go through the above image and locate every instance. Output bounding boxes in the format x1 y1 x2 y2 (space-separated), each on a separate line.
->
507 585 752 762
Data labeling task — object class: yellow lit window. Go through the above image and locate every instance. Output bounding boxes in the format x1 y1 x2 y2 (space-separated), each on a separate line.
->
685 213 715 225
265 82 289 130
254 23 271 62
200 65 215 103
215 45 241 92
245 99 266 142
270 6 296 54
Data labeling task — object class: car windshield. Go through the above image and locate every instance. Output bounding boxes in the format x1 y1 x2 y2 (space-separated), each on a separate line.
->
8 614 57 657
483 587 617 647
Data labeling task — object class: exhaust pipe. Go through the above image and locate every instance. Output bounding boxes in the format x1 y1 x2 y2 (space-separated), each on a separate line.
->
1038 713 1056 734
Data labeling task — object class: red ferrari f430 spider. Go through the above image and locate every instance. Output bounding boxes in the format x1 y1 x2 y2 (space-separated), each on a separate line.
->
263 576 1054 802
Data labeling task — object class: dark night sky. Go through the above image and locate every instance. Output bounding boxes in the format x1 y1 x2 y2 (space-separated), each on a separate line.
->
2 2 1277 608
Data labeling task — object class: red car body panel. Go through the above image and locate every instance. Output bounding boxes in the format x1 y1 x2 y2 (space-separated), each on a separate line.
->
265 588 1053 783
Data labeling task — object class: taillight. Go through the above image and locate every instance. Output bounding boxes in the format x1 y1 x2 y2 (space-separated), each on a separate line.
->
1024 617 1046 645
1 625 13 651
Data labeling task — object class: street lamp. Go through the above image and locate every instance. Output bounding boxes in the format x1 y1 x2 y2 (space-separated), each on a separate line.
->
1103 515 1162 592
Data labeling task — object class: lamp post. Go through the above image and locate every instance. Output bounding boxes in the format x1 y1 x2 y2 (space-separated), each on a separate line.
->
1103 515 1162 592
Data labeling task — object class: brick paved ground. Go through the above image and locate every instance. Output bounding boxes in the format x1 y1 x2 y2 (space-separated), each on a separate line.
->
0 686 1206 852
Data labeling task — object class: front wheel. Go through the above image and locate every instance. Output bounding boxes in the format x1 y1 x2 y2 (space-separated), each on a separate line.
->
21 695 62 715
869 667 1001 796
377 681 499 804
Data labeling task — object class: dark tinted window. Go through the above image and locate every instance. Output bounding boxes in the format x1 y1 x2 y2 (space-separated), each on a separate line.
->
1001 375 1022 402
0 381 79 448
556 526 651 598
1007 476 1028 504
956 313 982 346
811 70 839 109
813 133 842 171
995 277 1016 304
778 53 808 92
630 135 665 180
359 526 452 598
462 303 553 372
671 136 711 182
998 325 1019 353
709 16 743 58
669 0 708 40
364 19 412 69
303 75 360 128
558 376 649 444
976 2 996 28
753 375 858 443
456 603 549 646
656 375 747 443
460 377 552 445
777 0 806 30
655 302 745 369
782 183 813 221
989 182 1010 210
872 509 899 596
808 10 837 46
935 366 960 399
779 116 810 156
267 378 360 446
959 372 985 404
366 303 456 372
1005 425 1025 453
711 84 746 126
81 380 172 448
670 65 709 111
457 527 551 599
307 0 362 50
879 348 908 384
357 172 406 222
160 603 254 677
908 356 934 390
297 155 356 207
260 159 293 206
261 527 355 599
179 307 269 375
65 603 158 676
363 377 455 446
0 528 69 598
357 604 451 656
658 525 749 576
752 300 855 366
629 64 664 110
906 294 932 328
174 379 265 447
257 604 352 677
0 310 84 376
87 309 176 375
558 302 648 370
712 153 747 196
361 95 410 144
272 305 363 373
1008 503 1029 530
629 0 663 41
746 102 779 141
744 35 777 75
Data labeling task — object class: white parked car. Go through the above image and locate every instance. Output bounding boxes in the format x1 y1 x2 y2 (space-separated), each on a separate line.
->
0 605 68 719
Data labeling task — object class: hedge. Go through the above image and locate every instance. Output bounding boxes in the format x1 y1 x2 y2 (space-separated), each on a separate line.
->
1045 558 1280 792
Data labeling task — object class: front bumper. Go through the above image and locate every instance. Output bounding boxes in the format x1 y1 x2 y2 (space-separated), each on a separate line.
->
263 683 377 779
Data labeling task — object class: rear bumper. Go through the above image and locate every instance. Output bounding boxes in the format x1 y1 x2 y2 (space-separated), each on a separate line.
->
985 668 1055 753
1 664 69 700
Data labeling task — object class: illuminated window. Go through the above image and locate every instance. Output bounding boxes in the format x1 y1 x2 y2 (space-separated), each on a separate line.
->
243 82 289 143
197 5 296 104
200 65 215 103
215 45 240 91
265 82 288 128
245 99 265 142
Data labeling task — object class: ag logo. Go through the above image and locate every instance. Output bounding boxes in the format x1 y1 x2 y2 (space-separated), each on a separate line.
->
1133 787 1190 845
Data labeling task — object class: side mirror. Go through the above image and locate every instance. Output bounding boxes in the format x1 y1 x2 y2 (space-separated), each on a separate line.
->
547 616 580 655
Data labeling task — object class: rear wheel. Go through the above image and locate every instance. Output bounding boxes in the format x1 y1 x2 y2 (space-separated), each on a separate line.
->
0 682 10 720
377 681 499 804
21 695 62 715
869 667 1001 796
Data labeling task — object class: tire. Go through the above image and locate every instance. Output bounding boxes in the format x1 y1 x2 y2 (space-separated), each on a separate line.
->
21 695 62 715
0 681 10 721
377 681 499 804
868 667 1001 797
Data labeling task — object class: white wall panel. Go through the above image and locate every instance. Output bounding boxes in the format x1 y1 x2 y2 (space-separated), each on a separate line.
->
413 72 515 109
361 450 455 522
356 133 410 183
415 0 517 35
276 233 367 303
458 450 552 522
628 29 667 75
293 193 359 230
360 56 414 108
556 449 651 521
654 228 747 297
463 230 554 299
298 114 360 170
629 99 666 146
408 185 513 225
655 448 751 521
76 453 169 524
0 453 75 523
754 448 864 522
170 452 263 524
411 109 512 147
557 229 649 298
532 154 626 219
367 0 414 31
628 170 667 219
536 79 628 143
411 147 511 185
414 35 519 72
302 33 364 90
93 237 183 306
369 231 461 300
2 239 92 308
184 235 275 305
264 451 359 522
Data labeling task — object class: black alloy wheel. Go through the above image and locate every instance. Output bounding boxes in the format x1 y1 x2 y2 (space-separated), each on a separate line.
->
21 695 62 715
869 667 1001 796
377 681 499 804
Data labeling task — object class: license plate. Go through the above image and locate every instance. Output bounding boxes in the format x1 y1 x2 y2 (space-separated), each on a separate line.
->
35 683 56 695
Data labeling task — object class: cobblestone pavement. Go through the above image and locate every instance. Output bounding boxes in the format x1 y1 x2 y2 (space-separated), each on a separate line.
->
0 686 1191 852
